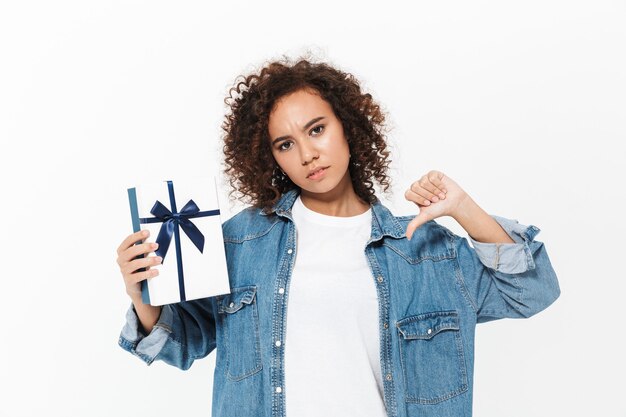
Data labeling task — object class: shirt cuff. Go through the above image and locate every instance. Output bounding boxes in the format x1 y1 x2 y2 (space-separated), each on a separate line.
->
468 215 541 274
118 302 174 365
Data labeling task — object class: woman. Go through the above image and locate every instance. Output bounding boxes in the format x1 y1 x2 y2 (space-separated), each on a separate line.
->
116 58 560 417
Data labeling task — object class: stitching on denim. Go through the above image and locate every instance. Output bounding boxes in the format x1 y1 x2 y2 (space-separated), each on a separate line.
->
156 306 186 347
452 236 479 314
364 244 398 417
118 337 136 351
153 322 173 334
495 243 500 270
524 241 536 270
396 311 460 339
217 286 257 314
223 218 282 243
382 241 456 265
270 219 296 416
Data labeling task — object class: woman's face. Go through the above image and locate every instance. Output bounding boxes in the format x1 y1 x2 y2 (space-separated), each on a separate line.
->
268 88 352 198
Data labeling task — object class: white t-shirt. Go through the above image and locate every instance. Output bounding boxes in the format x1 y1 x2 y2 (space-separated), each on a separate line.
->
284 195 386 416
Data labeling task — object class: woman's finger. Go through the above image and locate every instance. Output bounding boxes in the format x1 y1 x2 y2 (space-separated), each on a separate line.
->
422 175 445 198
427 171 447 197
128 267 160 286
405 188 432 206
410 182 440 203
118 241 159 267
117 230 149 255
421 176 443 196
127 241 159 262
122 255 163 276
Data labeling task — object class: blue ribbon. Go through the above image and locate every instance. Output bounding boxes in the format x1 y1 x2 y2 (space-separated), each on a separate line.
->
139 180 220 302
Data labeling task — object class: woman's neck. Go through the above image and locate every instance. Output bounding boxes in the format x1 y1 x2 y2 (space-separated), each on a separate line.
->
299 180 370 217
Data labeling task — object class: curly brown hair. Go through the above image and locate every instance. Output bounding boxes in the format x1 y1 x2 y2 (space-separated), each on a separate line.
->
221 56 393 214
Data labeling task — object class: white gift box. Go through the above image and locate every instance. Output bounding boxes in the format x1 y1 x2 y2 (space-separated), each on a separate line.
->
127 177 230 306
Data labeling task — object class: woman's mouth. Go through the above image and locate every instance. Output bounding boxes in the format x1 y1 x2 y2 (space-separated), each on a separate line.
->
307 167 328 180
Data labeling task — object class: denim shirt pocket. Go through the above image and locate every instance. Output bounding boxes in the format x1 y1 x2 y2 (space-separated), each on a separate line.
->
217 285 263 381
396 310 468 404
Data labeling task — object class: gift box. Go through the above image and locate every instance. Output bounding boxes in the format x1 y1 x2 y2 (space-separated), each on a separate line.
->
127 177 230 306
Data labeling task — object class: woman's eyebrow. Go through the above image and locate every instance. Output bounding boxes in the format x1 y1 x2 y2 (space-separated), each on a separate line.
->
272 116 325 145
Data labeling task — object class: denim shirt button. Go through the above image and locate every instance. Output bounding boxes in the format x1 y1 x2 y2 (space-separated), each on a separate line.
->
275 387 282 393
275 340 282 347
377 275 384 283
384 322 389 329
386 373 392 381
427 328 432 335
229 302 235 308
278 288 285 294
287 248 293 254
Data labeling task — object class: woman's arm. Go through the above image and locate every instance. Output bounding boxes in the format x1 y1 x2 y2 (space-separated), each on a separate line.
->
404 170 560 321
116 230 219 370
450 193 515 244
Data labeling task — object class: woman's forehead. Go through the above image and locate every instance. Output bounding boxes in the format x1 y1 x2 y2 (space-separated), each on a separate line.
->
270 90 330 123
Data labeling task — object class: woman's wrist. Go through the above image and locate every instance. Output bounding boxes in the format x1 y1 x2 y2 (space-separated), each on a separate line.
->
451 195 515 244
129 293 162 334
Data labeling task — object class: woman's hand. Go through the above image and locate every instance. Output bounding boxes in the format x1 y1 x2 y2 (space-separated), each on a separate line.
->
116 230 164 334
404 170 470 240
116 230 162 299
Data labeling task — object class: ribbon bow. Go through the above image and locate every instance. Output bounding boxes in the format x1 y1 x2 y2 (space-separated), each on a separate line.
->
150 199 205 262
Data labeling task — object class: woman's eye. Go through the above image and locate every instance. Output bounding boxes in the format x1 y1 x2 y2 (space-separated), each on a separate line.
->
310 125 324 135
278 141 292 151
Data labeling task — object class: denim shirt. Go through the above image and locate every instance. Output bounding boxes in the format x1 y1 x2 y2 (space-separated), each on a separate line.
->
118 188 560 417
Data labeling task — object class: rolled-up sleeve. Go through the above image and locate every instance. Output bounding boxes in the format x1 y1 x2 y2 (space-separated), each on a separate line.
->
468 215 540 274
118 303 174 365
118 296 217 370
455 215 561 323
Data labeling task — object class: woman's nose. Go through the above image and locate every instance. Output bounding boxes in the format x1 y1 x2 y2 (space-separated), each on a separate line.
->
300 140 319 166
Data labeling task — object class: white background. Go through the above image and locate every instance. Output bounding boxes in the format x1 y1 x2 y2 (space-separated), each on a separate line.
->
1 1 624 416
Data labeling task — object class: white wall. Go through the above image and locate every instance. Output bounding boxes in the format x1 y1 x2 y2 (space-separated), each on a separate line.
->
1 1 624 416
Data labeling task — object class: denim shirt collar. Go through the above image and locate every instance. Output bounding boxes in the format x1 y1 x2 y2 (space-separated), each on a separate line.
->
259 188 406 242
